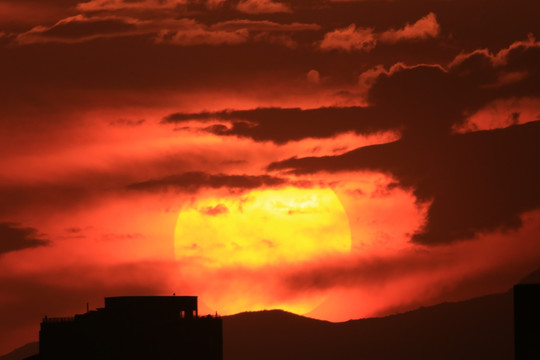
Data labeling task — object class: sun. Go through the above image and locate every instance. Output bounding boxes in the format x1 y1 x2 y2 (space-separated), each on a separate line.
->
174 186 351 314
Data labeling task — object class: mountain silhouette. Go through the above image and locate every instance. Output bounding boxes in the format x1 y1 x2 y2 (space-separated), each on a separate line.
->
224 292 514 360
519 267 540 284
0 343 38 360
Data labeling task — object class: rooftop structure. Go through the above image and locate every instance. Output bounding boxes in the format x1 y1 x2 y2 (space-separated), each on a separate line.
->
33 296 222 360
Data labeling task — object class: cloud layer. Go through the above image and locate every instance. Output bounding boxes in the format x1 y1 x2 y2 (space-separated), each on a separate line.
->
0 222 49 255
127 172 290 192
320 13 440 52
266 39 540 244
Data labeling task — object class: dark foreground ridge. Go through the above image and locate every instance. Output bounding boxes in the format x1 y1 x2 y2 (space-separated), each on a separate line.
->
26 296 222 360
5 274 540 360
225 292 514 360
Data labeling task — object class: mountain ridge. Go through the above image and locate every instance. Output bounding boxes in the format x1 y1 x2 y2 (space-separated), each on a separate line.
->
0 289 518 360
224 290 514 360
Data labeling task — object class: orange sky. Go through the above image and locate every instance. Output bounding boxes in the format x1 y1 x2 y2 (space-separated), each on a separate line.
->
0 0 539 355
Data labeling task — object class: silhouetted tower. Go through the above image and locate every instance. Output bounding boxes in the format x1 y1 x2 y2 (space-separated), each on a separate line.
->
514 284 540 360
36 296 222 360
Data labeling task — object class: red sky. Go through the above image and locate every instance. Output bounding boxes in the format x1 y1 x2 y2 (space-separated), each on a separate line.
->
1 0 539 354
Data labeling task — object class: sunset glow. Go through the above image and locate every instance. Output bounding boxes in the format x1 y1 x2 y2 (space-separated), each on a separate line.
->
174 186 352 314
0 0 539 356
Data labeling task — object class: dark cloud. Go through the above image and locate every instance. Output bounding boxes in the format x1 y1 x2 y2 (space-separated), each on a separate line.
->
12 12 321 46
163 107 389 144
163 39 539 144
127 171 289 192
364 39 540 140
265 39 540 244
14 15 142 45
0 186 99 219
270 121 540 245
40 17 137 38
0 222 49 255
160 40 540 247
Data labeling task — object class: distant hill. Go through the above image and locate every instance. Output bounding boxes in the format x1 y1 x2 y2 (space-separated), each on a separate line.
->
224 291 514 360
0 342 38 360
1 290 518 360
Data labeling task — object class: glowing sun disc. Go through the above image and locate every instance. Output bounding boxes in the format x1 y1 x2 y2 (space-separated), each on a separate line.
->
174 186 351 314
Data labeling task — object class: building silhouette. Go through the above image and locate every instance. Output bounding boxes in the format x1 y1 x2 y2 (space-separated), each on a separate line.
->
29 296 222 360
514 284 540 360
